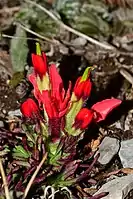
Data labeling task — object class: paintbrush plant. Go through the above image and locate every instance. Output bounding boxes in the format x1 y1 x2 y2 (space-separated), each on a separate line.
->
0 43 121 199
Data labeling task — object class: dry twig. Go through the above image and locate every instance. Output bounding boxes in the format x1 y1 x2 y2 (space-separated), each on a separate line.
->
0 159 11 199
1 33 39 41
23 153 47 199
15 23 55 44
120 68 133 86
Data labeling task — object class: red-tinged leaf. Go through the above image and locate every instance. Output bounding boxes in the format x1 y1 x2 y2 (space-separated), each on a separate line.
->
76 153 100 183
91 98 122 122
89 192 109 199
64 160 80 180
49 117 61 142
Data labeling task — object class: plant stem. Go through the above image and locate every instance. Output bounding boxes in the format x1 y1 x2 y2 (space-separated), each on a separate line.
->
23 153 47 199
0 158 11 199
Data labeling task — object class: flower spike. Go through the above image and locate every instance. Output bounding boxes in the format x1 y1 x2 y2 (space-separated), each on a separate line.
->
26 48 122 140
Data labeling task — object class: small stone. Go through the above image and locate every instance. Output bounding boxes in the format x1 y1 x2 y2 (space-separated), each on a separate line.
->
94 175 133 199
119 57 124 63
119 139 133 168
2 109 6 114
71 37 87 47
0 121 4 127
97 136 120 165
115 121 122 129
59 44 69 55
8 109 22 117
25 65 30 71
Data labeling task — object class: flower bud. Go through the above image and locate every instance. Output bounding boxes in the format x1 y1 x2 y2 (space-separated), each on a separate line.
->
74 108 93 130
74 77 92 99
32 52 47 78
21 98 40 119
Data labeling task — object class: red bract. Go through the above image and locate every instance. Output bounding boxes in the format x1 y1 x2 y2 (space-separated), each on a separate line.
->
46 64 71 118
91 98 122 122
28 74 41 106
49 64 65 104
21 98 40 119
40 90 62 142
29 57 71 120
74 108 93 129
74 77 92 99
40 90 58 119
32 52 47 78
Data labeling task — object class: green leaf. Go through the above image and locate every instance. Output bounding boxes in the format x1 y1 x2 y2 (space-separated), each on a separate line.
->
10 25 29 73
65 99 83 134
9 72 24 87
48 142 62 165
16 4 58 38
54 0 109 37
48 172 75 187
13 145 31 159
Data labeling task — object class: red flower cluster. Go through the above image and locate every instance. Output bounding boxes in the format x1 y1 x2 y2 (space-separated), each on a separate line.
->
29 58 71 120
21 46 122 141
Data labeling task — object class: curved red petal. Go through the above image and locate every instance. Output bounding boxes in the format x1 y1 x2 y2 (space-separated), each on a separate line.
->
91 98 122 122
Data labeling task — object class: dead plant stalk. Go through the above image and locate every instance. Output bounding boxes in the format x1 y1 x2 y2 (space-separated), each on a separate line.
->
0 158 11 199
23 153 47 199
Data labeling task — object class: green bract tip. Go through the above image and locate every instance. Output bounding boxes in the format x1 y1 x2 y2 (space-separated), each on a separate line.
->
36 42 41 55
80 67 91 82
